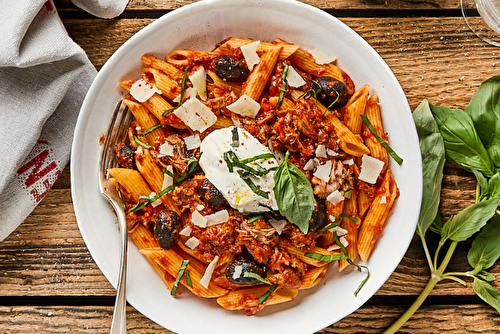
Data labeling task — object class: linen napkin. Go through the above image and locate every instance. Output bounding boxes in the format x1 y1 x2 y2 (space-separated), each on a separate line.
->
0 0 129 241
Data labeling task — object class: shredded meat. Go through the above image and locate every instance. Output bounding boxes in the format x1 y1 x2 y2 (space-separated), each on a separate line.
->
267 247 307 289
236 219 278 263
312 160 353 198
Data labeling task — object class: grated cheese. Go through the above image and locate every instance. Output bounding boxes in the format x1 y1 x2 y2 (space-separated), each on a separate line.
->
189 67 207 101
185 236 200 250
161 166 174 190
326 190 345 206
180 225 192 237
191 210 208 228
286 65 306 88
184 133 201 150
315 144 327 158
205 209 229 226
308 49 336 65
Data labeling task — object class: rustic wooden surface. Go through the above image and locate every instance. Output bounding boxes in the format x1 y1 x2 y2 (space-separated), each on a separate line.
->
1 0 500 333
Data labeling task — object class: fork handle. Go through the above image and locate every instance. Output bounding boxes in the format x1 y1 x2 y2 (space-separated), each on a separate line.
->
110 208 128 334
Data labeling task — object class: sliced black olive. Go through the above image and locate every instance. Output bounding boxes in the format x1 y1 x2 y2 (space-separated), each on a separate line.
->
309 199 327 231
226 258 267 285
215 55 249 82
314 76 350 110
154 210 181 249
197 178 228 210
114 143 136 169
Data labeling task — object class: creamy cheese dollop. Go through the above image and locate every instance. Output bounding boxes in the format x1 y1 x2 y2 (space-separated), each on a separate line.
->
199 126 279 212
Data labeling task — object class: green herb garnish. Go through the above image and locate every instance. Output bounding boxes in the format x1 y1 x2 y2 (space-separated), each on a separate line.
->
171 260 189 296
186 270 192 288
360 114 403 165
258 285 277 304
273 151 315 234
243 272 272 285
231 126 239 147
133 135 152 149
163 65 189 116
275 62 289 109
128 184 176 212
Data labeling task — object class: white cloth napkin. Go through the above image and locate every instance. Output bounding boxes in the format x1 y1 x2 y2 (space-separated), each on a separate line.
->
0 0 129 241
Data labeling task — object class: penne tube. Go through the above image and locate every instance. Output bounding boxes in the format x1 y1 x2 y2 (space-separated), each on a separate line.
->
300 266 328 290
338 194 360 272
143 67 181 101
344 84 370 135
357 169 400 261
241 47 282 101
107 168 152 202
141 54 185 81
362 94 388 170
165 49 217 67
216 286 298 312
216 37 299 60
124 97 166 145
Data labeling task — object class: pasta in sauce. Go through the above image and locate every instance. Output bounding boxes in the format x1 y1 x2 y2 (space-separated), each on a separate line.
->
109 37 399 315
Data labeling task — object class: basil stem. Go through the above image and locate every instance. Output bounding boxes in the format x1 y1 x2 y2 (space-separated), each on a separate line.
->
136 123 163 137
128 184 176 212
231 126 239 147
360 114 403 165
186 270 193 288
243 272 272 285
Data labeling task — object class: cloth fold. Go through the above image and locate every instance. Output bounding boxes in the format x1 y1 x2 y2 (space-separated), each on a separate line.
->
0 0 129 241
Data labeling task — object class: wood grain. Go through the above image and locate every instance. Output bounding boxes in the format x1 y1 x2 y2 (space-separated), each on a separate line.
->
2 4 500 334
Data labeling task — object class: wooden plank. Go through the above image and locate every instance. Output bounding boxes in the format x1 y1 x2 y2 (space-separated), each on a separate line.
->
0 304 498 333
54 0 463 11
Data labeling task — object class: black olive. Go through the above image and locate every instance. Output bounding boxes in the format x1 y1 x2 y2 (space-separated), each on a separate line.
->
197 178 228 210
225 258 267 285
154 210 181 249
314 76 350 110
215 55 249 82
114 143 136 169
309 200 327 231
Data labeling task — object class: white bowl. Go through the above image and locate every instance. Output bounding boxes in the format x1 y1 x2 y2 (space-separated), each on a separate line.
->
71 0 422 333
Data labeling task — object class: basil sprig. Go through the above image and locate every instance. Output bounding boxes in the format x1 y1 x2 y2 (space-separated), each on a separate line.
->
384 77 500 333
273 151 315 234
275 62 289 110
171 260 189 296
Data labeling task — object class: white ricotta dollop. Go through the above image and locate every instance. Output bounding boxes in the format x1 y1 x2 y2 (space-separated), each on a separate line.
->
199 126 279 212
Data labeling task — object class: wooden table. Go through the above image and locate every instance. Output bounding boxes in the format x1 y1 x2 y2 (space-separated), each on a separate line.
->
1 0 500 332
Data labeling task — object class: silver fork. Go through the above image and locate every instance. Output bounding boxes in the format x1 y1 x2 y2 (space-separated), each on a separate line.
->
98 100 132 334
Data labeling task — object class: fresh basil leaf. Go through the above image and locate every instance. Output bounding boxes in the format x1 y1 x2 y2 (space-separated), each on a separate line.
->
413 100 446 237
273 151 315 234
475 270 496 282
429 103 495 177
440 197 500 243
464 75 500 149
467 216 500 273
486 123 500 169
243 272 272 285
473 278 500 313
429 210 443 235
305 252 349 262
258 285 277 304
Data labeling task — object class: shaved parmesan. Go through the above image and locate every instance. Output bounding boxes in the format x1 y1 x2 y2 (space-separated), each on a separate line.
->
313 160 332 182
189 68 207 101
327 236 349 251
162 166 174 190
309 49 336 65
180 225 192 237
173 97 217 133
380 195 387 204
304 158 320 171
196 204 205 211
342 159 354 165
286 65 306 88
327 148 338 157
240 40 260 70
174 87 196 103
191 210 207 228
226 94 261 118
149 192 162 208
326 190 345 206
184 133 201 150
331 226 348 236
185 236 200 250
269 219 287 235
130 78 162 102
232 264 243 280
205 209 229 226
159 141 174 157
315 144 327 158
200 255 219 289
359 154 384 184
